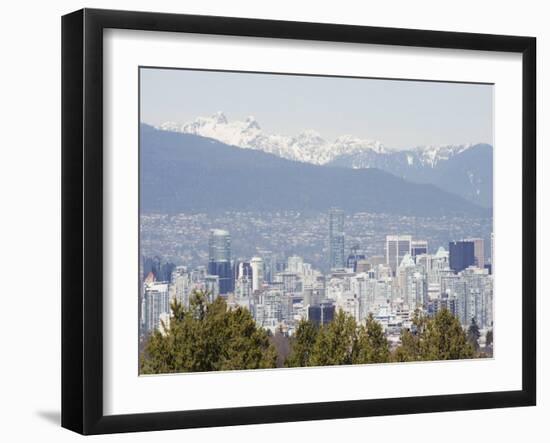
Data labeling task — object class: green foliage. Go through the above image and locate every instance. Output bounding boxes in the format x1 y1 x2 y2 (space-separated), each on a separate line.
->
287 311 391 367
352 314 390 364
393 309 475 362
141 294 479 374
269 327 291 368
140 291 277 374
285 319 319 367
309 310 357 366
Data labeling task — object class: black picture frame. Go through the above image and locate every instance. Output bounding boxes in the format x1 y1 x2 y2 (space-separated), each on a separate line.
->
61 8 536 435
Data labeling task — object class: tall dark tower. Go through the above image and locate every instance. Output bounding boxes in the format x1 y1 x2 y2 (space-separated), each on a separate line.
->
208 229 234 294
449 240 475 274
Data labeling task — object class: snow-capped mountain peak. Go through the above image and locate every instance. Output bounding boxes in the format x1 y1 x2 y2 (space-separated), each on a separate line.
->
245 115 261 130
156 113 386 165
156 113 481 168
211 111 228 125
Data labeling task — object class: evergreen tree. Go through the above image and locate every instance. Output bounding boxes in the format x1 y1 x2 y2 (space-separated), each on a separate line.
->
140 291 277 374
140 292 479 373
352 314 390 364
423 309 475 360
285 319 319 367
309 310 356 366
392 310 426 362
219 304 278 370
270 327 291 368
393 309 474 362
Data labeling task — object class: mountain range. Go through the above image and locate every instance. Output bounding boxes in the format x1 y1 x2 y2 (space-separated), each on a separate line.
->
328 143 493 208
157 113 493 207
158 111 386 165
141 124 489 217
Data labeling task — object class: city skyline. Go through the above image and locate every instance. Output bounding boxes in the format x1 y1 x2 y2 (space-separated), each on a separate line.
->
140 210 493 273
141 208 493 341
139 67 494 374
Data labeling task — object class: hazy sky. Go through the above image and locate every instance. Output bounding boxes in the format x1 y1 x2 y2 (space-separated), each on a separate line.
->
140 67 493 150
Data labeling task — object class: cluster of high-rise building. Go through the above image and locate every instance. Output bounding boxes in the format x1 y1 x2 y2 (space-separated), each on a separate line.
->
140 210 494 346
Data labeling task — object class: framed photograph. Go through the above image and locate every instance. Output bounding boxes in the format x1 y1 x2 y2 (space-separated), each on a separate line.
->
62 8 536 435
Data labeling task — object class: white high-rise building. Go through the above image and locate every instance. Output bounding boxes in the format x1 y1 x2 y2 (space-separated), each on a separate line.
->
257 289 284 331
441 267 493 328
204 275 220 301
235 261 253 299
250 256 264 292
287 255 304 274
171 266 190 307
235 276 252 299
397 254 426 309
142 281 169 334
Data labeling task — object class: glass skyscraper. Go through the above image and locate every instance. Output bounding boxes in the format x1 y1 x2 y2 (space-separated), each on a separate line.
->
328 208 345 270
207 229 234 294
449 240 476 274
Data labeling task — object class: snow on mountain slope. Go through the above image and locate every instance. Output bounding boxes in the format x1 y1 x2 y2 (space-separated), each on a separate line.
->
157 112 386 165
413 143 474 167
157 112 480 168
